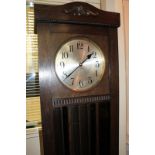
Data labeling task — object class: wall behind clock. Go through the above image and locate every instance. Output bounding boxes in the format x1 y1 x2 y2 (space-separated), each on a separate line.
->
102 0 129 155
34 0 101 8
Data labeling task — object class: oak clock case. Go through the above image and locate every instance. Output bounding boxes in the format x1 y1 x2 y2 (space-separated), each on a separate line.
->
55 37 106 92
35 2 120 155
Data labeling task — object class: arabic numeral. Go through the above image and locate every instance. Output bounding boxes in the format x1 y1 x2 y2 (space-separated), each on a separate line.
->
60 61 65 68
92 51 97 58
62 52 68 59
79 80 84 87
71 77 75 85
88 77 93 84
77 41 83 49
69 45 73 52
95 61 100 68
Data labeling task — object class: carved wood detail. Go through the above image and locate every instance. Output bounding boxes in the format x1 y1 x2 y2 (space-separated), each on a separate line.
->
52 95 110 107
64 5 99 16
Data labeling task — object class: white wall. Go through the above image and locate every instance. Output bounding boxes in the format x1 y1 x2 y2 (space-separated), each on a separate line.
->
102 0 128 155
123 0 129 145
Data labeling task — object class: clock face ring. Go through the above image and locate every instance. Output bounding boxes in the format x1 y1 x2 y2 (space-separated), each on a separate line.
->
55 37 106 92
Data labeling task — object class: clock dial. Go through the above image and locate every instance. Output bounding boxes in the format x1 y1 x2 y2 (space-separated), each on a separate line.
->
55 38 106 91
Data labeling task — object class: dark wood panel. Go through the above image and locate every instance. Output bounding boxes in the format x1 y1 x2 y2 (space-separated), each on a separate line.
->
34 2 120 34
108 28 119 155
37 23 110 100
50 23 108 35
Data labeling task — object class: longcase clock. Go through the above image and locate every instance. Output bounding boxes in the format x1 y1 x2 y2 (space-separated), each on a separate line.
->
34 2 120 155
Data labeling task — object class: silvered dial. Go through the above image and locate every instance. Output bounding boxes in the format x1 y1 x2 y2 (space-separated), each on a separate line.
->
55 38 106 91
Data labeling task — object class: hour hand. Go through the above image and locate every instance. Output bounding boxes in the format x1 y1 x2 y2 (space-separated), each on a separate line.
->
87 52 94 59
80 53 94 65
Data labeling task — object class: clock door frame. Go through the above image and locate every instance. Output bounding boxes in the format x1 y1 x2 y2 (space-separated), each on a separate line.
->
35 2 120 155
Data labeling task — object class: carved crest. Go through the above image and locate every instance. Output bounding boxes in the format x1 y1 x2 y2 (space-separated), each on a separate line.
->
64 5 99 16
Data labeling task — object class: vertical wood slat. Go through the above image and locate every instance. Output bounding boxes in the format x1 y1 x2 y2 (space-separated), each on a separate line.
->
88 104 96 155
96 104 100 155
68 106 80 155
53 108 66 155
87 104 91 155
62 107 70 155
79 105 89 155
99 102 110 155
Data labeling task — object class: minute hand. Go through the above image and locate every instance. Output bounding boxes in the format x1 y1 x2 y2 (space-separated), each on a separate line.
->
63 65 80 80
63 53 93 80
